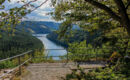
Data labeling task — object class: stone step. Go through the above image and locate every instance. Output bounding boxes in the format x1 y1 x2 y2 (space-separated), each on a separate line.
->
69 64 105 70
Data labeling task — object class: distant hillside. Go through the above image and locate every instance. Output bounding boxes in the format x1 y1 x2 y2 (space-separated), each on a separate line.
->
38 21 61 30
0 30 43 59
47 30 100 47
16 21 60 34
16 21 79 34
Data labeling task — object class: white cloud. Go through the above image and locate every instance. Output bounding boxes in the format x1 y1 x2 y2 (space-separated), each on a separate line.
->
4 0 55 22
35 0 52 9
26 0 55 21
28 0 55 21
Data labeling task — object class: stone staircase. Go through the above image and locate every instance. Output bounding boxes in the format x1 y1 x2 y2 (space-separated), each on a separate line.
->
22 62 105 80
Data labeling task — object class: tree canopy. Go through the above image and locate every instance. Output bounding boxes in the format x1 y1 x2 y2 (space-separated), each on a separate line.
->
0 0 48 35
51 0 130 36
50 0 130 57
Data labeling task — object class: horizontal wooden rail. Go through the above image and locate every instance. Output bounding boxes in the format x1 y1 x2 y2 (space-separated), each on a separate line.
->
0 50 33 79
0 58 32 79
44 48 130 50
0 48 129 79
0 50 32 62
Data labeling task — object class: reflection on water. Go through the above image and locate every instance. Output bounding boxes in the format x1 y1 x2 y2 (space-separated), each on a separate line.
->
33 34 67 60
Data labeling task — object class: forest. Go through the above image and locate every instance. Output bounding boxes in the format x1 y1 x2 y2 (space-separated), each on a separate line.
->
0 0 130 80
0 29 44 69
47 29 100 47
50 0 130 79
0 30 43 60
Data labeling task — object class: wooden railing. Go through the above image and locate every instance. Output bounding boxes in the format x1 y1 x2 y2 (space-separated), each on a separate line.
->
0 50 33 79
0 48 128 79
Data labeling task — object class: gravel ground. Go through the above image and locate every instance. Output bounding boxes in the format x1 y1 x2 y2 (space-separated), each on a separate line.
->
22 62 104 80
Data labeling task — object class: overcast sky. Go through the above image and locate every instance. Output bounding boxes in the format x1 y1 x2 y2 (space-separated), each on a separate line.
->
4 0 55 22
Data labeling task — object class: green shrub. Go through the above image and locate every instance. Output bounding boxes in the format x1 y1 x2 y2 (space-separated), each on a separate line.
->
64 64 129 80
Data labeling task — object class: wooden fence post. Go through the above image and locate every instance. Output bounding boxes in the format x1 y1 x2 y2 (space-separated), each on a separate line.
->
31 50 34 58
96 48 97 61
18 56 21 75
67 50 69 63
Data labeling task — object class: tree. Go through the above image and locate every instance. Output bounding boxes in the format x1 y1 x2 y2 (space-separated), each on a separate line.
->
51 0 130 36
84 0 130 36
0 0 48 35
51 0 130 57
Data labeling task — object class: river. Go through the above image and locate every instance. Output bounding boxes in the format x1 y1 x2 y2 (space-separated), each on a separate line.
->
33 34 67 60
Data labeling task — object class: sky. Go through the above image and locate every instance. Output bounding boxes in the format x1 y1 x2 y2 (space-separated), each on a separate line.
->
4 0 56 22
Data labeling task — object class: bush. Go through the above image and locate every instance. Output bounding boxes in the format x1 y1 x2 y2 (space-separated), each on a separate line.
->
64 65 128 80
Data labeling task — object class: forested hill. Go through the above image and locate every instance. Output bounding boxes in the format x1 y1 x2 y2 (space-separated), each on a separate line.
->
47 30 100 47
16 21 61 34
16 21 79 34
0 30 43 60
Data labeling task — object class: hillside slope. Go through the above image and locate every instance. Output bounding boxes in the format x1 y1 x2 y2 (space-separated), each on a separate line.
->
0 30 43 59
17 21 60 34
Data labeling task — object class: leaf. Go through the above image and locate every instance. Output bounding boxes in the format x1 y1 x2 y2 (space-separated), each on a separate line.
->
8 0 11 2
0 0 5 4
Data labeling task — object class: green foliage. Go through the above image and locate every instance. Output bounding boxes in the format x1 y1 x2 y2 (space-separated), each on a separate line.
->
47 31 68 47
52 0 118 30
0 60 16 69
0 49 44 69
0 30 43 60
86 68 127 80
51 0 130 80
31 49 56 63
64 64 130 80
50 1 130 58
47 29 100 47
0 0 36 34
31 49 45 63
67 40 110 62
51 0 130 54
109 52 122 64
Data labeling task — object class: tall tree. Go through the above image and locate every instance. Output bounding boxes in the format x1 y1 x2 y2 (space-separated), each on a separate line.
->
84 0 130 36
51 0 130 36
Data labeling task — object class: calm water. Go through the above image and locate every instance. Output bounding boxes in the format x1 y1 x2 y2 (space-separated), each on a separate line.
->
33 34 67 60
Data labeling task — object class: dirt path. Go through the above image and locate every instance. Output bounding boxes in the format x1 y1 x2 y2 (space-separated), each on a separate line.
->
22 62 105 80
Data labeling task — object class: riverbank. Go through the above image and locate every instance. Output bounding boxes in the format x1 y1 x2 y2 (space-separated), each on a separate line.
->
33 34 67 60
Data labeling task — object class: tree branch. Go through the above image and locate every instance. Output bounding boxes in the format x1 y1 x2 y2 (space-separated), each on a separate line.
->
20 0 37 8
31 0 48 12
17 0 48 14
114 0 130 22
85 0 121 22
114 0 130 36
20 0 48 12
126 1 130 9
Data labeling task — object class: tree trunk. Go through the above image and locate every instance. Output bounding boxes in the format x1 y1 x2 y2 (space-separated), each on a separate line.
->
114 0 130 36
124 21 130 36
85 0 130 36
